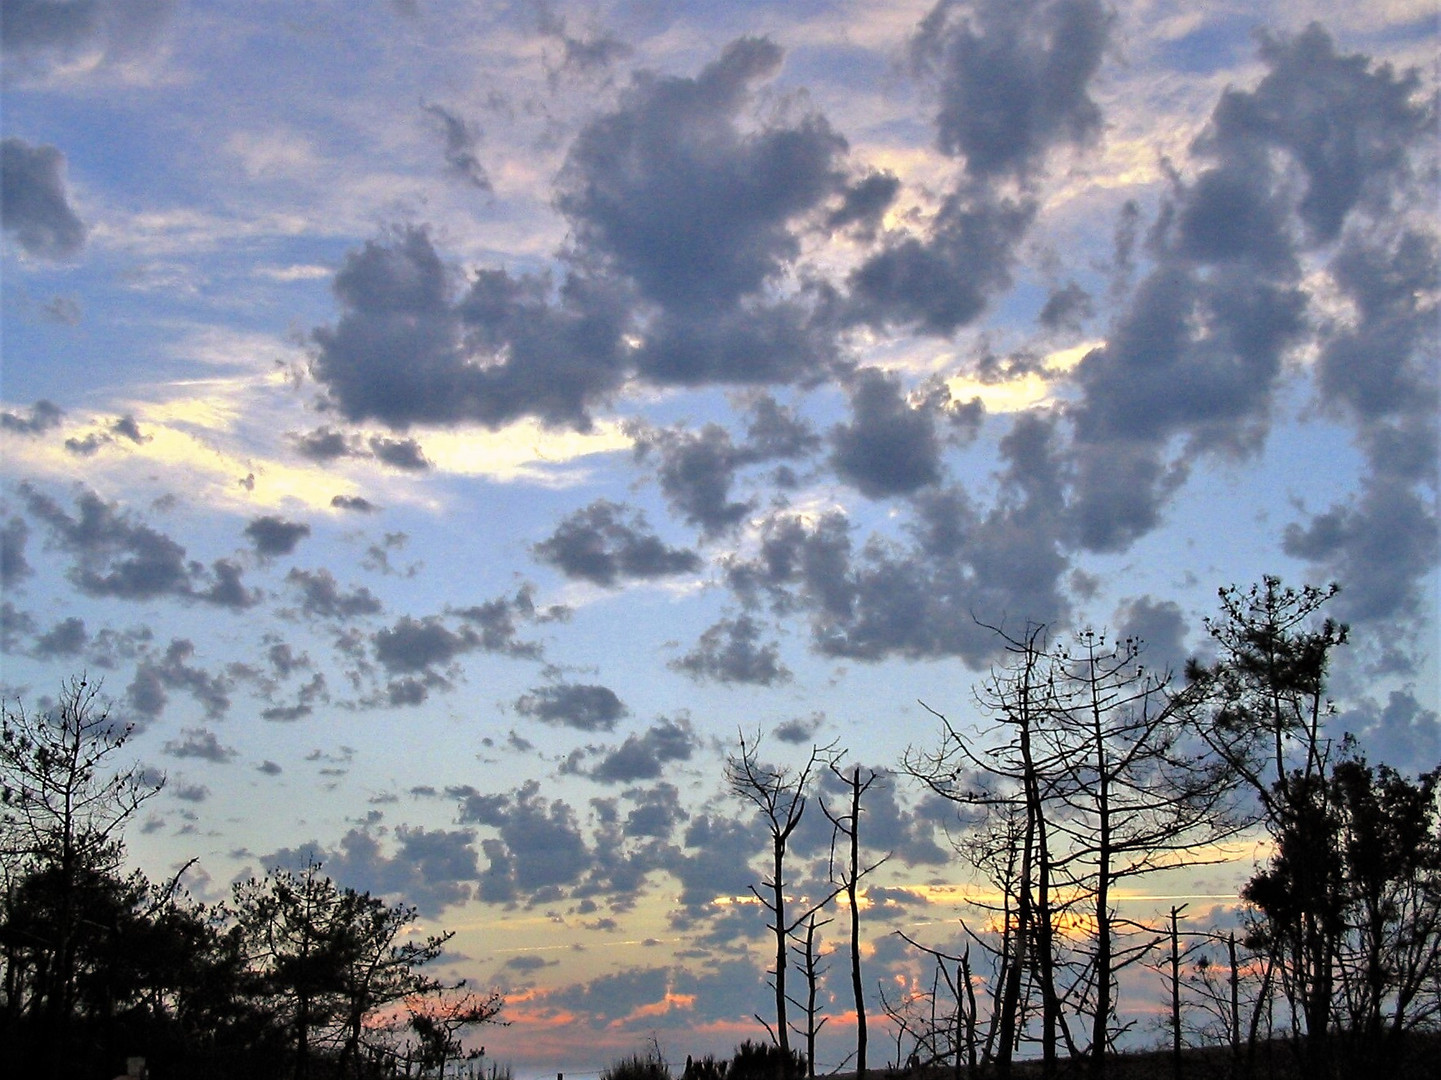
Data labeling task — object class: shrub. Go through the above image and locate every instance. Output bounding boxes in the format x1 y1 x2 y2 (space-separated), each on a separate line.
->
601 1049 672 1080
727 1040 805 1080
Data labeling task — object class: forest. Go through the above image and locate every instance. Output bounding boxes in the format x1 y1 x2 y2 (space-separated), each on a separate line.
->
3 579 1438 1079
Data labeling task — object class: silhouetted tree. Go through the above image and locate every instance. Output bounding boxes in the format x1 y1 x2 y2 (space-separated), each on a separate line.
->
727 733 837 1069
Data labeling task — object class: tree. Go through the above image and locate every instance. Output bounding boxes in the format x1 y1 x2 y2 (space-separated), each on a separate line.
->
727 732 837 1069
1040 631 1244 1076
1186 579 1349 1076
0 675 163 1076
904 622 1065 1079
231 859 486 1079
821 762 889 1080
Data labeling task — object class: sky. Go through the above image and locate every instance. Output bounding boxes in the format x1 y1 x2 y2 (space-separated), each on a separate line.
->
1 0 1438 1073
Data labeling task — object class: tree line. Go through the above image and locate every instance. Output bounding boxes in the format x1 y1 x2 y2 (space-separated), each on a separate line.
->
2 577 1437 1079
727 579 1440 1080
0 676 501 1080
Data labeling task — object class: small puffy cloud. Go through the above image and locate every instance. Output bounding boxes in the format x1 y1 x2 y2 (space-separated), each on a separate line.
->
1 137 86 259
373 614 479 673
286 567 382 620
1 516 32 585
245 515 311 557
587 719 699 784
515 681 627 731
330 494 378 513
1 400 64 436
670 614 790 686
163 726 238 763
368 434 430 471
22 484 259 609
32 616 88 658
532 500 699 586
127 639 232 721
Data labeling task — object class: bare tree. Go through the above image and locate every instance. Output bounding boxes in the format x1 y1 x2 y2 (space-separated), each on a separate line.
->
727 732 837 1067
789 910 831 1080
821 762 890 1080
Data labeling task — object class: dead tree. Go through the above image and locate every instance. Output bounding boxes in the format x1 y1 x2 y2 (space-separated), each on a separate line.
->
727 733 838 1066
821 762 890 1080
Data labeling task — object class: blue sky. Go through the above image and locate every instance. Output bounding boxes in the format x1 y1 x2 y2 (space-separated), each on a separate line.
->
2 0 1437 1072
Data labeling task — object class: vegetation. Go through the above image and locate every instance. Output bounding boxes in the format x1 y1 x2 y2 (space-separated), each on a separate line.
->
4 578 1437 1079
0 676 502 1079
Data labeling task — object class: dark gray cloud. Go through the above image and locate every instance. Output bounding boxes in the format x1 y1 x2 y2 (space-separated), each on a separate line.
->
828 170 900 240
126 638 232 721
311 226 630 431
368 434 430 471
265 825 478 918
911 0 1110 179
450 585 562 658
532 499 700 586
1 0 174 79
622 782 688 840
773 713 822 744
22 484 260 608
32 615 87 658
830 367 943 498
64 415 149 456
163 726 237 763
557 36 842 318
244 515 311 557
631 425 753 537
536 2 632 82
1 516 31 585
330 494 378 513
373 615 480 673
1038 280 1092 331
515 681 627 731
1 399 63 435
1 136 86 259
291 426 356 462
817 765 948 867
846 189 1034 336
586 719 699 785
421 101 491 191
670 614 790 686
1110 596 1189 677
1336 688 1440 770
285 567 382 620
459 780 593 898
724 413 1071 666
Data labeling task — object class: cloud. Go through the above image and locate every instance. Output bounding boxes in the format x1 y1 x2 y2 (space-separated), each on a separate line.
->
265 825 478 918
373 615 480 674
830 368 944 499
459 780 593 898
450 585 563 658
1 516 31 585
310 226 630 431
911 0 1110 180
368 434 430 471
1 399 63 435
32 615 88 658
330 494 378 513
127 638 232 721
630 425 753 538
532 500 700 586
64 415 151 456
1 137 86 259
421 101 491 191
163 725 238 763
1 0 174 80
585 719 699 785
557 36 842 321
245 515 311 557
725 418 1071 666
22 485 260 608
670 614 791 686
515 681 627 731
285 567 382 620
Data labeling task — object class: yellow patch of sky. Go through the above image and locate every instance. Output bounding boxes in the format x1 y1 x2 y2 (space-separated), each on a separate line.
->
941 340 1098 413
